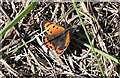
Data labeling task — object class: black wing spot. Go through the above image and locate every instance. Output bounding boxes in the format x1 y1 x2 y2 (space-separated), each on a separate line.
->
56 27 58 29
49 46 52 48
47 29 49 31
50 31 52 34
46 23 51 27
46 25 49 27
53 26 55 28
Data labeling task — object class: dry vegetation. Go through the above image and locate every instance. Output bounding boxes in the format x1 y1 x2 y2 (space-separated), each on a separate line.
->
0 2 120 78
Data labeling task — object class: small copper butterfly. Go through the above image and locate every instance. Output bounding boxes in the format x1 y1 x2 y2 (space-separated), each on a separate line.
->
43 21 70 55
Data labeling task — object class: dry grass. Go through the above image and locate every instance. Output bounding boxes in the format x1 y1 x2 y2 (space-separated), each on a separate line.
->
0 2 120 78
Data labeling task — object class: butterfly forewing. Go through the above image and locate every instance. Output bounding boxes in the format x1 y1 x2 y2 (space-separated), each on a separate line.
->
44 22 65 35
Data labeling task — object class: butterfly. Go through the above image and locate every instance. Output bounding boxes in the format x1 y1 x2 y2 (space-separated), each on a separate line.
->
43 21 70 55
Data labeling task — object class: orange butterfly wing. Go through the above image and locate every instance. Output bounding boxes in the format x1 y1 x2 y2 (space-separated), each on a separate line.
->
44 22 65 35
